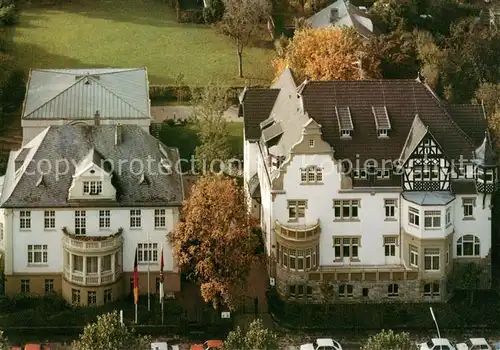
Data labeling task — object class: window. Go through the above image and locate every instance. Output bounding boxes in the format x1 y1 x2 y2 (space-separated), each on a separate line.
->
75 210 86 235
378 129 388 137
409 245 419 267
87 291 97 306
72 289 80 305
341 129 351 138
384 237 397 257
463 198 475 218
21 279 30 293
99 210 110 228
423 283 440 297
280 245 317 270
424 248 440 271
137 243 158 263
306 286 313 298
424 210 441 229
446 248 449 266
456 235 480 257
102 255 112 272
485 169 494 182
413 168 422 181
384 199 396 219
130 210 142 228
72 255 83 272
154 209 166 228
408 207 420 227
83 181 102 195
44 279 54 293
338 284 354 298
388 283 399 296
104 289 112 303
362 288 369 297
288 285 296 297
423 167 439 181
446 207 452 227
289 249 296 269
309 139 315 147
300 166 323 183
287 200 307 220
44 211 55 229
377 169 390 179
333 200 360 220
20 210 31 229
353 169 367 179
333 237 359 260
86 256 98 274
28 244 48 264
0 222 3 241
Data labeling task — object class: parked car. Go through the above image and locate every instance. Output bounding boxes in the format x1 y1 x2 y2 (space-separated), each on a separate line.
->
300 338 343 350
419 338 457 350
456 338 492 350
151 342 180 350
190 340 223 350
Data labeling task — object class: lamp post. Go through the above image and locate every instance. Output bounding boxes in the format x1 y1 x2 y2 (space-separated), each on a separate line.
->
429 307 441 339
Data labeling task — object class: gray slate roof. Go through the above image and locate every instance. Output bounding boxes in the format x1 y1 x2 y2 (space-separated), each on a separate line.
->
402 191 455 206
0 125 183 208
22 68 150 120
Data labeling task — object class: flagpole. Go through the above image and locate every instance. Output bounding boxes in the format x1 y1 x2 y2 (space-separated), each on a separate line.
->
147 230 151 312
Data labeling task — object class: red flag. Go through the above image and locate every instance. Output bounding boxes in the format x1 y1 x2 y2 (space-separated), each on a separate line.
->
160 248 164 282
133 248 139 305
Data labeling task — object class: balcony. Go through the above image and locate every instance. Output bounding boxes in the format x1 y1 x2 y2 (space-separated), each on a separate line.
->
275 219 321 242
64 265 123 286
62 227 123 253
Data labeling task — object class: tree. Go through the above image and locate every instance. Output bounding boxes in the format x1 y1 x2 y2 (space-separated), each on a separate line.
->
361 329 413 350
168 175 260 309
203 0 225 24
224 318 278 350
473 82 500 117
191 83 232 173
447 262 483 306
72 311 151 350
220 0 271 77
272 27 381 81
0 330 9 350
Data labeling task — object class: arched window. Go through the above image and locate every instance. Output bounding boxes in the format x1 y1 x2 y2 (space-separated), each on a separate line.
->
456 235 480 257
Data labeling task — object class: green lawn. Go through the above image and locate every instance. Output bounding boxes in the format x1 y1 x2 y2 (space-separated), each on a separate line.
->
11 0 274 85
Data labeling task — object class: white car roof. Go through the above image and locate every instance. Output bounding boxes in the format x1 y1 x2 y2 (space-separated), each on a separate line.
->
432 338 453 346
470 338 488 345
317 338 335 347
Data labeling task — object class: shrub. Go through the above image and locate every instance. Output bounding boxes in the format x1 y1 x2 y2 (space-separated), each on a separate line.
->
0 3 19 26
203 0 224 24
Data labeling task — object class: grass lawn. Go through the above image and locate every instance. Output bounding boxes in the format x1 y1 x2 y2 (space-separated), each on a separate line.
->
10 0 274 85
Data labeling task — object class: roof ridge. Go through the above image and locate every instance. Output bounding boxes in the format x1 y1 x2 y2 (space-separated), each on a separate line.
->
32 68 144 75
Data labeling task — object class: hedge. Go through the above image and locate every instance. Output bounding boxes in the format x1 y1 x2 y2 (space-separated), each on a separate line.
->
149 84 264 103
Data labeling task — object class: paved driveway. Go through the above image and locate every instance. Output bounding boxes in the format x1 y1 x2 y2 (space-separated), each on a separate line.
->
151 105 240 123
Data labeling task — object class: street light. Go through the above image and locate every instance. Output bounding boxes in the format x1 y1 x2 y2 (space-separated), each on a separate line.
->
429 307 441 339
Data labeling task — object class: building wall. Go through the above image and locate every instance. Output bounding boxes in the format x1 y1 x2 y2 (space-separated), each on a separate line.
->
243 140 259 184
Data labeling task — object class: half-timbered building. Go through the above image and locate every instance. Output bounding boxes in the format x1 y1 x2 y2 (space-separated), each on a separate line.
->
240 68 497 302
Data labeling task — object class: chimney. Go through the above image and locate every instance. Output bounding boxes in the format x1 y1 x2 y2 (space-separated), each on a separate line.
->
94 110 100 125
115 124 122 145
330 8 339 22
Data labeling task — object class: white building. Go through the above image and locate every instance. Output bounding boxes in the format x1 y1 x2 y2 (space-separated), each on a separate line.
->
21 68 151 145
0 124 184 306
240 69 497 302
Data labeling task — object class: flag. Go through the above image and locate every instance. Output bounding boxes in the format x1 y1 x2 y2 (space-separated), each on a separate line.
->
159 248 164 301
133 248 139 305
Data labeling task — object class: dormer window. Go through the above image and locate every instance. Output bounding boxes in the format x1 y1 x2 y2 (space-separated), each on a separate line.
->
83 181 102 195
353 169 367 179
377 169 390 179
372 106 391 139
378 129 389 137
335 106 353 139
341 130 352 138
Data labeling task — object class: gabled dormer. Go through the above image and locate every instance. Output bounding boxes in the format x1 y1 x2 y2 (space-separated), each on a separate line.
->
68 148 117 201
473 131 498 193
372 106 391 138
335 106 353 139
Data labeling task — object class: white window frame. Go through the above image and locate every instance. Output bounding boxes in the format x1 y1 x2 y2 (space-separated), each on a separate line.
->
83 181 102 195
333 199 360 220
384 199 396 219
409 245 419 268
137 242 159 263
408 207 420 227
424 210 441 229
130 209 142 228
413 168 422 181
99 210 111 229
423 282 440 297
456 234 480 257
424 248 440 271
462 198 475 219
377 169 390 179
341 129 351 138
28 244 48 265
75 210 86 235
388 283 399 296
44 279 54 293
333 237 360 260
154 209 166 229
384 236 397 257
300 166 323 183
87 291 97 305
287 200 307 221
44 210 55 229
308 139 315 147
353 169 367 179
378 129 388 137
445 207 452 227
20 210 31 230
21 280 30 293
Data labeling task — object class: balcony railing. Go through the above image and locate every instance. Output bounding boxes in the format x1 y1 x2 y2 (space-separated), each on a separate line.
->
275 219 321 242
62 229 123 253
64 265 123 286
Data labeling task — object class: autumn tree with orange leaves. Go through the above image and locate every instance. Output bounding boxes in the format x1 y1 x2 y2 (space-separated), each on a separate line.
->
168 175 260 310
273 27 381 81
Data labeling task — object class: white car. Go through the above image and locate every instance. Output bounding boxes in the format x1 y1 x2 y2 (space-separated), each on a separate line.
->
151 342 180 350
419 338 457 350
300 338 343 350
456 338 492 350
